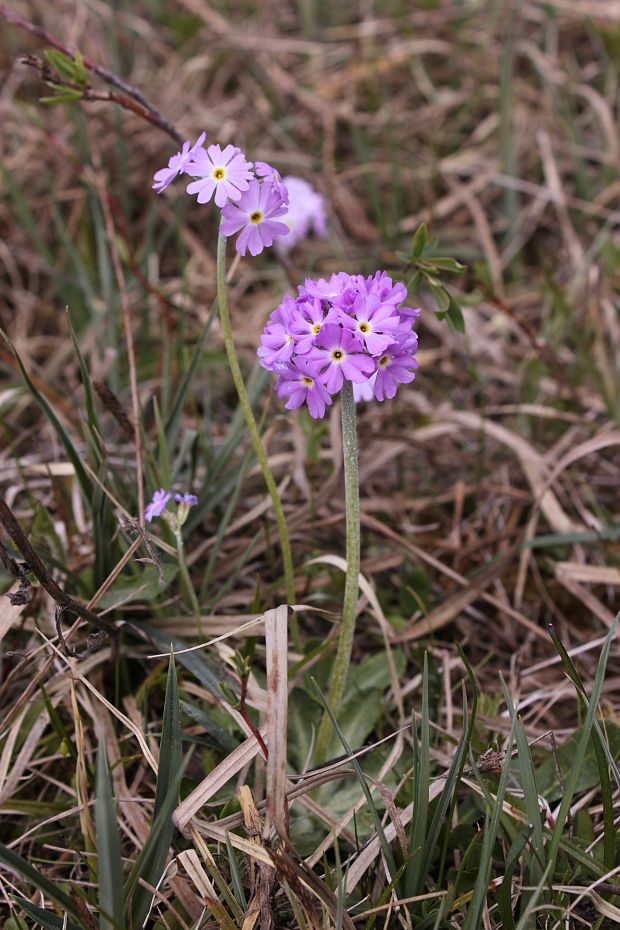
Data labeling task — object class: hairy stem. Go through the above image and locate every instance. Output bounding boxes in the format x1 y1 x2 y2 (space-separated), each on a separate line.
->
315 380 360 761
175 531 203 637
215 231 296 625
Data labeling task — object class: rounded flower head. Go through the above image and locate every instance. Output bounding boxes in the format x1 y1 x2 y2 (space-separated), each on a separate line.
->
185 144 254 207
152 132 206 193
220 180 289 256
258 270 420 418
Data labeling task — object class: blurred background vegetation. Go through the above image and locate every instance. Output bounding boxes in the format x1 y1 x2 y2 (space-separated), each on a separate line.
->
1 1 620 927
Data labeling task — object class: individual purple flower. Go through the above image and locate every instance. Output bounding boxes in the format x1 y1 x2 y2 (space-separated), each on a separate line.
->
220 180 289 256
373 333 419 401
174 493 198 506
302 273 354 302
309 324 375 394
275 357 333 419
185 144 254 207
340 292 403 356
152 132 207 193
289 297 338 354
145 489 172 522
257 297 297 370
274 177 327 255
254 161 289 202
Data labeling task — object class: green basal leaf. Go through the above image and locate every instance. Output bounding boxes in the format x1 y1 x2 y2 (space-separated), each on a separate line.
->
410 223 429 260
40 89 85 105
428 256 466 273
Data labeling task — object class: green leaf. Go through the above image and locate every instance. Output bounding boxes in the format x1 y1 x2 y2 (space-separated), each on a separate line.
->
3 335 92 500
126 651 182 929
326 690 382 760
95 744 124 930
0 842 80 920
311 678 398 879
40 90 85 105
545 613 618 875
427 256 466 273
43 49 88 87
347 651 406 694
410 223 429 260
97 563 177 610
428 283 450 312
17 901 83 930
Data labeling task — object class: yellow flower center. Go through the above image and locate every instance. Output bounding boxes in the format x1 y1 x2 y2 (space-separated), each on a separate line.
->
302 376 314 386
379 355 389 367
250 210 263 224
331 349 344 362
358 321 369 334
312 322 322 334
212 167 226 181
286 335 293 344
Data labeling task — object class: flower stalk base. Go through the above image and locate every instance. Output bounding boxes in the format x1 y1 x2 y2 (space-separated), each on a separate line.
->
215 230 296 625
315 380 360 761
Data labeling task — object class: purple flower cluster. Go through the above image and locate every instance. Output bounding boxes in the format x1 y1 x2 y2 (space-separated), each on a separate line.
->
258 272 420 419
145 489 198 522
152 133 290 256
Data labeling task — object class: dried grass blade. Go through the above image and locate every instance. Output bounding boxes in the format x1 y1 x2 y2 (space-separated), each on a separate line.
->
264 604 289 840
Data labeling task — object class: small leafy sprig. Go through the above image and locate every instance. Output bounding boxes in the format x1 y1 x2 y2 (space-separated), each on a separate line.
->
22 48 89 104
403 223 466 332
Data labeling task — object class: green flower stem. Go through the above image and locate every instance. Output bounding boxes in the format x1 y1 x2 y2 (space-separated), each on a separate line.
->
315 379 360 762
175 530 203 636
215 230 297 628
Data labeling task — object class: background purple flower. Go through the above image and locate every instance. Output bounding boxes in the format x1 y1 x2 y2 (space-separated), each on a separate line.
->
274 177 327 254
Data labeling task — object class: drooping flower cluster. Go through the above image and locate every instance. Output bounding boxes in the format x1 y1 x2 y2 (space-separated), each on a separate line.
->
153 133 292 256
145 489 198 524
258 272 420 418
153 133 329 257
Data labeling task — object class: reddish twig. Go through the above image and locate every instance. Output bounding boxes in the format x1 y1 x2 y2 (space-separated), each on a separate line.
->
1 5 182 145
239 671 269 761
0 497 115 636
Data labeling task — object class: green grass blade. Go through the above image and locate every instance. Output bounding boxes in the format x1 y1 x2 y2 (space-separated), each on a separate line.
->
18 900 84 930
126 650 182 929
411 685 472 898
497 828 530 930
0 842 80 919
501 681 544 913
548 622 617 868
462 705 517 930
95 743 124 930
3 335 92 500
224 832 247 910
546 613 618 873
405 654 430 892
310 677 397 879
164 305 216 447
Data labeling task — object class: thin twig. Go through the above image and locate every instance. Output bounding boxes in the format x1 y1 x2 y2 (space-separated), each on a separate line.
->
93 168 146 527
0 497 115 634
0 5 182 144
